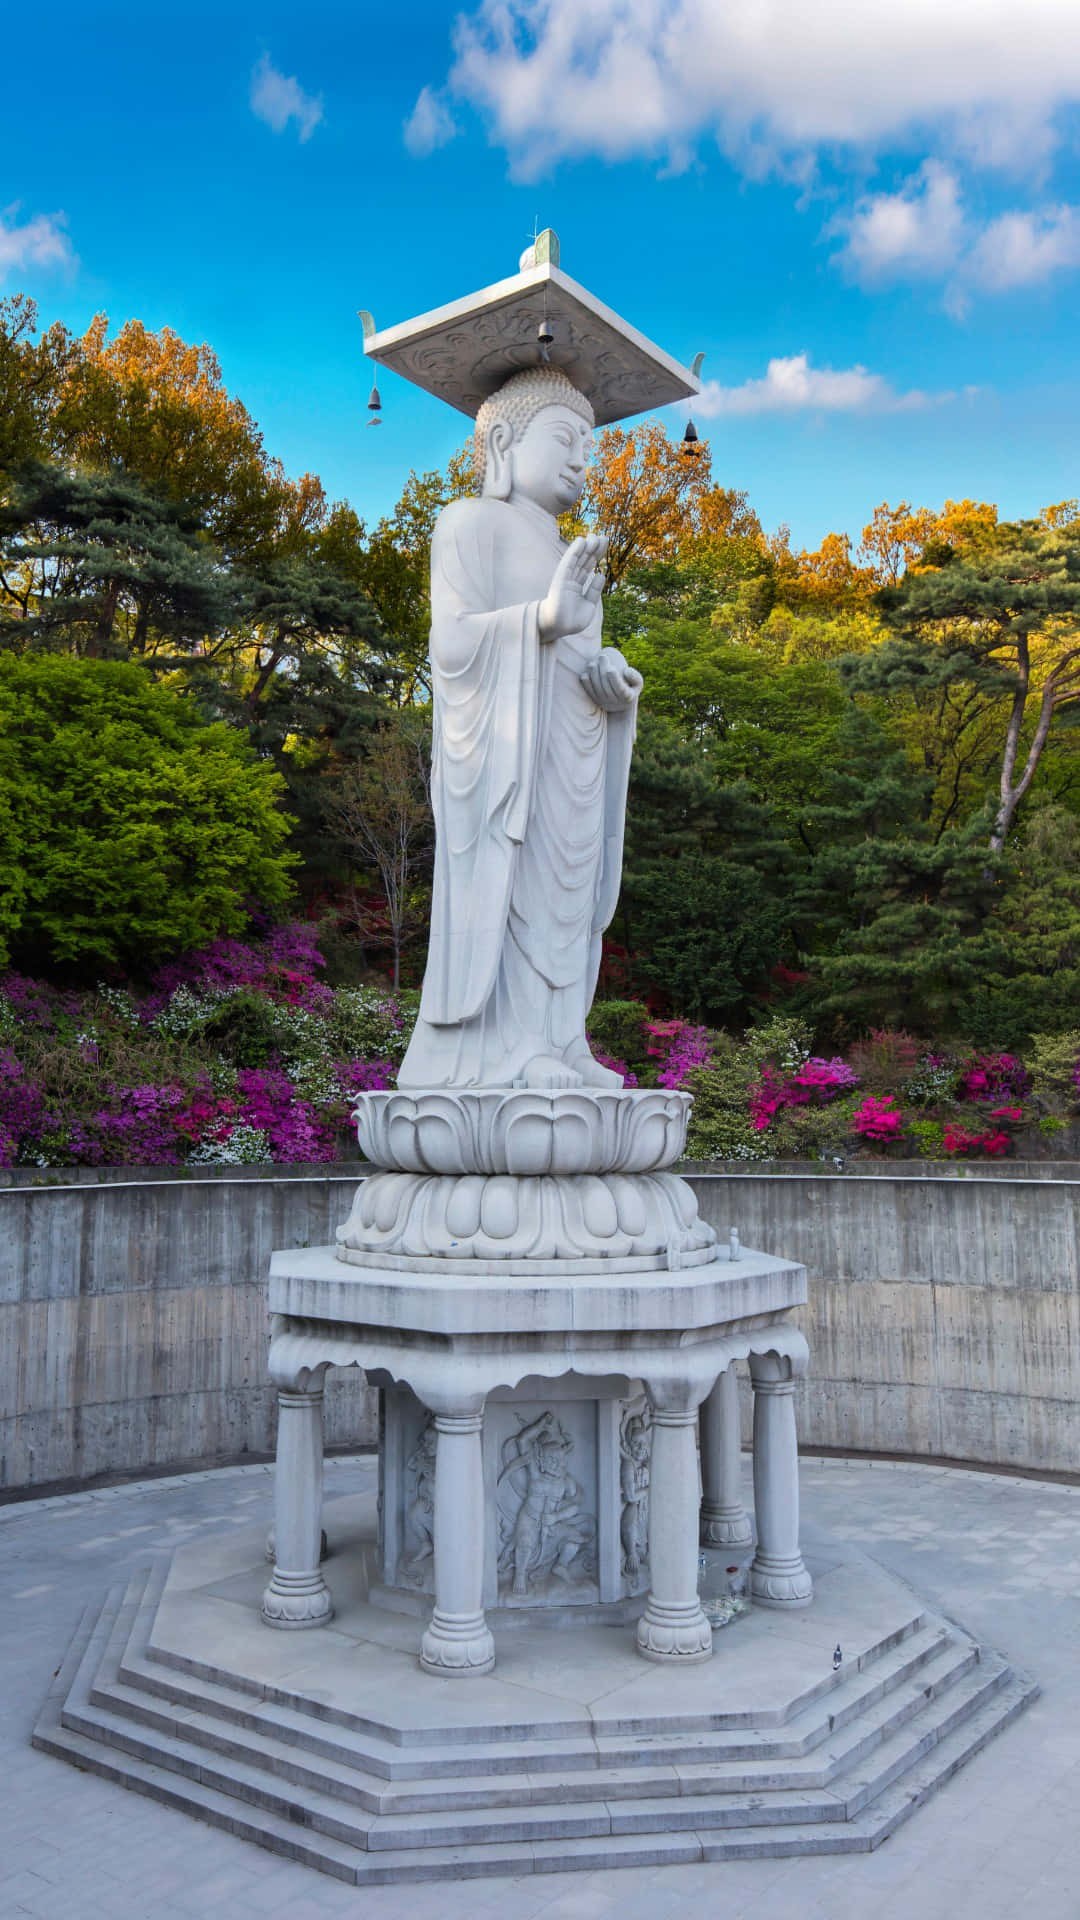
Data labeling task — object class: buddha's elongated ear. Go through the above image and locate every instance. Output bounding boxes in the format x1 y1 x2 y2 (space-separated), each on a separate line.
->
483 420 513 500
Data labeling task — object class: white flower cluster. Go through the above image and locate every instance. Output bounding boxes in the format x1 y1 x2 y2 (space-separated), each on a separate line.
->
95 983 140 1028
284 1057 343 1106
151 984 230 1039
330 986 405 1058
903 1058 960 1105
269 1005 328 1061
188 1124 272 1166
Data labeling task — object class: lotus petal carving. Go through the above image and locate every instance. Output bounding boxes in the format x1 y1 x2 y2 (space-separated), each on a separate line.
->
336 1167 717 1267
353 1088 690 1177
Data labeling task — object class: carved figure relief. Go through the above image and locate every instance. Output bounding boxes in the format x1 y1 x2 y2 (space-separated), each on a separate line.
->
400 1416 437 1587
496 1410 596 1598
619 1406 651 1580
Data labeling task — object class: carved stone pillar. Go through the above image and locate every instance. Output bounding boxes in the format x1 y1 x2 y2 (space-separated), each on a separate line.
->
261 1382 334 1629
419 1403 496 1677
636 1385 713 1664
748 1349 813 1608
699 1365 753 1549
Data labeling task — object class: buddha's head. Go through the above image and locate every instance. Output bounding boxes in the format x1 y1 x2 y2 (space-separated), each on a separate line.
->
474 368 594 515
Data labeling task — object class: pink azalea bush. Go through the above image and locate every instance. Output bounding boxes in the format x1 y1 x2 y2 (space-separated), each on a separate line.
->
852 1095 904 1142
956 1052 1030 1104
588 1045 639 1088
646 1020 714 1088
750 1057 858 1132
0 924 417 1168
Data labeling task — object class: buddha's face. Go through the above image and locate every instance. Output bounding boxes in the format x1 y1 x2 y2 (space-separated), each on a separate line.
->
506 404 592 515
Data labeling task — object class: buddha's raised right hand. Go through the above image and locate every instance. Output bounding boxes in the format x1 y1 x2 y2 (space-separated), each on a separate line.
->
538 534 607 641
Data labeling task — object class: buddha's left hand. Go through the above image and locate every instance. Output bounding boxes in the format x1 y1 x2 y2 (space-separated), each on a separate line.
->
580 649 643 712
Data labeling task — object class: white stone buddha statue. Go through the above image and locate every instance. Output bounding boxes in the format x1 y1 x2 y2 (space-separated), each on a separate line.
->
397 367 643 1091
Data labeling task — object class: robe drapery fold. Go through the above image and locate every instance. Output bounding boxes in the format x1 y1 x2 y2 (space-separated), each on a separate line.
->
400 495 637 1090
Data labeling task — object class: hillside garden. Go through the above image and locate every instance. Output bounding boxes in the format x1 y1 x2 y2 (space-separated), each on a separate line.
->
2 291 1079 1167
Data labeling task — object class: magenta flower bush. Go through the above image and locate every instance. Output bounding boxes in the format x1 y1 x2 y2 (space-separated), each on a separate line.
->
957 1052 1030 1103
646 1020 713 1088
852 1095 904 1142
0 1049 49 1165
0 924 419 1168
0 952 1068 1169
750 1057 858 1131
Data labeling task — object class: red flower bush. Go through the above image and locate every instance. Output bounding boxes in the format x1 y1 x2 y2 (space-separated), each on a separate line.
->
943 1123 1010 1157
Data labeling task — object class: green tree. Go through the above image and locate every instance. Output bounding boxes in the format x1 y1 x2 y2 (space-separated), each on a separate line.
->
0 462 234 657
0 654 296 969
865 523 1080 851
0 295 78 475
618 715 792 1020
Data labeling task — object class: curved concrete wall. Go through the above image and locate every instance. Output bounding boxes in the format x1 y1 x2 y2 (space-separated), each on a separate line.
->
0 1171 374 1495
692 1168 1080 1478
1 1164 1077 1494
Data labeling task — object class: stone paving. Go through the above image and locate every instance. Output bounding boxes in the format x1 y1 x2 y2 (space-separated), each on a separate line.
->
1 1453 1078 1920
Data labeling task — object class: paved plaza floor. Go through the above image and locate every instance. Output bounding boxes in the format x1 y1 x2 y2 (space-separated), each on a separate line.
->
1 1452 1078 1920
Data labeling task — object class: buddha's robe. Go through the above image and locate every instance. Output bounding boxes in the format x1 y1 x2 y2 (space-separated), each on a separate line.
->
398 494 637 1089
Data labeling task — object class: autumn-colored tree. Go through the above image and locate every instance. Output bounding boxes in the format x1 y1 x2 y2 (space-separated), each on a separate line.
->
859 497 998 585
573 422 718 587
52 315 279 558
786 531 876 610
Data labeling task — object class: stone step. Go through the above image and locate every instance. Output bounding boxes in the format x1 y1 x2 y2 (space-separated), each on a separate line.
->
97 1612 980 1815
33 1624 1038 1887
44 1573 1031 1863
145 1576 931 1746
113 1563 961 1787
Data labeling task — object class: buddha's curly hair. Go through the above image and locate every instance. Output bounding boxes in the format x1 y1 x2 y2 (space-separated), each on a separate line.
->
472 368 594 492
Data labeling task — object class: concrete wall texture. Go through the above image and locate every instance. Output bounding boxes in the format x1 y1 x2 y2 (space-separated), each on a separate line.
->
1 1165 1077 1494
692 1170 1080 1479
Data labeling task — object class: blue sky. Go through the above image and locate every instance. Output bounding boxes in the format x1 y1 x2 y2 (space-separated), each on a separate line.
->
5 0 1080 550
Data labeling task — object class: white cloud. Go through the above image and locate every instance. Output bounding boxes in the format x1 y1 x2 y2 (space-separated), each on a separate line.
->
0 207 76 284
440 0 1080 178
404 85 458 157
839 163 967 281
835 164 1080 301
968 204 1080 288
695 353 939 418
250 54 323 142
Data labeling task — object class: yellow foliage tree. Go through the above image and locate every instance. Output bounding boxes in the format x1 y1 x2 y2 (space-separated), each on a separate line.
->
53 316 278 557
858 497 999 584
573 421 720 586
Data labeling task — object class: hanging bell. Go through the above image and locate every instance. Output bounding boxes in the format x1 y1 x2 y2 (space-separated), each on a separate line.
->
681 419 700 454
367 382 382 425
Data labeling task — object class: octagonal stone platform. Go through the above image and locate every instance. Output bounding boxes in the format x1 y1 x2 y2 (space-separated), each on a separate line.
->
34 1487 1036 1888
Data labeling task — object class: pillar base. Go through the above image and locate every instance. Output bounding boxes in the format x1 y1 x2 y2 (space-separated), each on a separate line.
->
700 1504 754 1549
636 1599 713 1664
260 1568 334 1629
750 1552 813 1609
419 1609 496 1677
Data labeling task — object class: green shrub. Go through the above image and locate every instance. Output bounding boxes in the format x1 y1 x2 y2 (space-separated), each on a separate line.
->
1026 1029 1080 1113
0 653 296 971
907 1118 946 1158
586 999 651 1070
198 990 284 1067
769 1094 859 1160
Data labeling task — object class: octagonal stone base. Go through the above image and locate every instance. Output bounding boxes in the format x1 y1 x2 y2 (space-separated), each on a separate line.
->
35 1490 1037 1888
